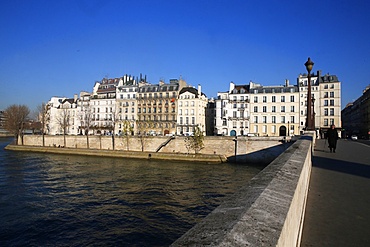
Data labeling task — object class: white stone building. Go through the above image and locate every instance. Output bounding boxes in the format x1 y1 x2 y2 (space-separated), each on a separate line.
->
249 80 300 137
214 82 250 136
297 70 341 135
177 85 208 135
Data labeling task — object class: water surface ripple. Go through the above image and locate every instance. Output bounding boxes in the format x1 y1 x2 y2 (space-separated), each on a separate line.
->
0 138 262 246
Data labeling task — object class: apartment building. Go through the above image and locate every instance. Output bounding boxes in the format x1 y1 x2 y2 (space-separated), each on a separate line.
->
90 78 118 135
177 85 208 135
214 82 250 136
298 70 341 134
46 96 79 135
116 75 139 135
136 78 187 136
249 80 300 136
342 85 370 139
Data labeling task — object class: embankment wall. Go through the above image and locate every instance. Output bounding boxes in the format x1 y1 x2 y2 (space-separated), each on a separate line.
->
171 134 312 246
19 135 294 164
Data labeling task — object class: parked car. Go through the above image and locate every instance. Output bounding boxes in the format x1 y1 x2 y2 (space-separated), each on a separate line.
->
351 135 358 140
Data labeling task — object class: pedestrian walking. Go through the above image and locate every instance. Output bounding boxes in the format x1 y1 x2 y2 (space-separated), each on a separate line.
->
326 124 338 153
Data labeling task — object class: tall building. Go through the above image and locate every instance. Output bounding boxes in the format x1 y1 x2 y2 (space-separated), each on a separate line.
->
90 77 119 135
116 75 139 135
249 80 300 136
136 78 187 136
177 85 208 135
297 70 342 135
214 82 250 136
342 85 370 139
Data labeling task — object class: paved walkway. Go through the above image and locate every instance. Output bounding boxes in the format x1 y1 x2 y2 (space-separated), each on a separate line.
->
301 139 370 246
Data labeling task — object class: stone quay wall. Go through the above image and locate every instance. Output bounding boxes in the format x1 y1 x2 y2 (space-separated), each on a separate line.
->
18 135 294 165
171 134 313 246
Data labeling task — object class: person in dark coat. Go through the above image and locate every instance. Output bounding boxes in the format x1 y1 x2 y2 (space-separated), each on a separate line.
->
326 124 339 153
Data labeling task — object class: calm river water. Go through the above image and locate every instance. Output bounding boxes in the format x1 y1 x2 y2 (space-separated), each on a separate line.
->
0 137 262 246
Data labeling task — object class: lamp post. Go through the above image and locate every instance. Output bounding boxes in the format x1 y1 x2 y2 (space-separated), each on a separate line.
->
312 95 316 130
304 57 314 130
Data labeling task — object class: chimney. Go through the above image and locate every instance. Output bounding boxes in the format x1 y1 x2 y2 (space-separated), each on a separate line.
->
198 84 202 96
229 81 235 92
285 79 289 87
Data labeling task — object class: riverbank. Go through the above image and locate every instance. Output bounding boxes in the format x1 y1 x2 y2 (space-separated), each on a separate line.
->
4 144 228 164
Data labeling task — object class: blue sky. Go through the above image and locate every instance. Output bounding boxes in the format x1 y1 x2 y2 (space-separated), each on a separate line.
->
1 0 370 112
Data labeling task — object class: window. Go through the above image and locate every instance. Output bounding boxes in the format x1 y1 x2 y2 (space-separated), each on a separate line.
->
272 125 276 133
222 118 227 126
272 116 276 123
281 106 285 112
330 108 334 116
272 106 276 112
324 119 328 126
291 106 295 112
281 116 285 123
330 92 334 97
324 85 328 89
254 106 258 112
290 95 294 102
281 96 285 102
330 100 334 106
290 116 295 123
254 116 258 123
263 96 267 103
233 111 237 118
263 116 267 123
254 96 258 103
324 108 328 116
262 125 267 133
272 96 276 102
192 117 195 124
324 100 328 106
180 117 183 124
263 106 267 112
330 119 334 125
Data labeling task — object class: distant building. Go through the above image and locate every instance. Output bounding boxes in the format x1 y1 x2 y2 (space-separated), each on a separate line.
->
177 85 208 136
342 85 370 139
214 82 250 136
297 70 342 135
249 80 300 137
136 78 187 136
0 110 11 136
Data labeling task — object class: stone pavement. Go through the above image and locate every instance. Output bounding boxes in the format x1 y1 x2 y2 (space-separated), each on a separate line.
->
300 139 370 246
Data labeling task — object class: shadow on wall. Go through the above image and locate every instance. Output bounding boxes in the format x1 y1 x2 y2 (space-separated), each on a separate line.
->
228 141 295 166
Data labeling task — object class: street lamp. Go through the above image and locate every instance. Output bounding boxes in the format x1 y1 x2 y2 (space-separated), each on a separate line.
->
312 95 316 129
304 57 314 130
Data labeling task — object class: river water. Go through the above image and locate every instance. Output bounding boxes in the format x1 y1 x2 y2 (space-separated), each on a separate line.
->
0 137 262 246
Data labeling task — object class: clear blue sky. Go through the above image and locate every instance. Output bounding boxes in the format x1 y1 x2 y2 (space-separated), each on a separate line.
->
1 0 369 112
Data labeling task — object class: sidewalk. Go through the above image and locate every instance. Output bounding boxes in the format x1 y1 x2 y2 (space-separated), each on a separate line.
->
300 139 370 246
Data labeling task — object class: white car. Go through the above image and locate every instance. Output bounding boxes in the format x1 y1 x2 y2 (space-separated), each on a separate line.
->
351 135 358 140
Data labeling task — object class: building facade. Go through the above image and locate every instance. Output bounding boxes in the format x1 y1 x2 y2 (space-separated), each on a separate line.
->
249 80 300 137
136 78 187 136
298 70 341 135
342 85 370 139
214 82 250 136
177 85 208 135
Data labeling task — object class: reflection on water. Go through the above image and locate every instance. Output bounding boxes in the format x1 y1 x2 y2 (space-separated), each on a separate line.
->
0 138 262 246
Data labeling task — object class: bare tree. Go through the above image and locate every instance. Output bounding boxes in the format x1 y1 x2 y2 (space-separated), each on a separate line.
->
55 108 70 147
184 126 205 154
121 120 134 151
79 104 93 148
3 104 30 145
36 102 47 146
136 120 152 152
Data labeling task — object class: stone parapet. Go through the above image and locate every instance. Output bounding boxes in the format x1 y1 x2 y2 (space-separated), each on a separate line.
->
171 134 312 246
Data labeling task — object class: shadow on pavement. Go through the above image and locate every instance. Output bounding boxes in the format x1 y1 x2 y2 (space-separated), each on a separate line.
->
312 156 370 179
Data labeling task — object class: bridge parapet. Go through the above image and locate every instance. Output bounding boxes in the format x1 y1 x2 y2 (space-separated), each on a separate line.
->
171 134 313 246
